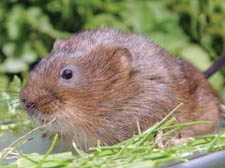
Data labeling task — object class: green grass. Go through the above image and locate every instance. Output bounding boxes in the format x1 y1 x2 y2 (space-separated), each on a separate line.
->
1 103 225 168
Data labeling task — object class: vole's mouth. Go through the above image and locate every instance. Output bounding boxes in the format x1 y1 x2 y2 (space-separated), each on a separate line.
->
36 114 55 125
39 119 49 124
23 106 52 125
23 108 38 118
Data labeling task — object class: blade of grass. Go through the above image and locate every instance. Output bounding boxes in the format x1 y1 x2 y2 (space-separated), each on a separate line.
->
136 120 142 135
161 117 176 129
35 133 58 168
158 103 183 126
205 131 223 153
72 141 87 160
19 153 39 164
162 121 211 130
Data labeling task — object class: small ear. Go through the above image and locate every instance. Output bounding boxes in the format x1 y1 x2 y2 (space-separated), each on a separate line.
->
52 38 64 50
112 47 133 67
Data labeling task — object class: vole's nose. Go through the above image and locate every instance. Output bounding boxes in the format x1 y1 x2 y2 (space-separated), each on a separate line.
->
21 98 37 110
25 101 37 110
21 99 38 117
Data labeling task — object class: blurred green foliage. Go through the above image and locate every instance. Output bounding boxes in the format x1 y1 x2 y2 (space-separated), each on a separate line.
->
0 0 225 113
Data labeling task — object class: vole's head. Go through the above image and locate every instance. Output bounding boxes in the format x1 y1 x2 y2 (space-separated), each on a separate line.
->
19 29 143 149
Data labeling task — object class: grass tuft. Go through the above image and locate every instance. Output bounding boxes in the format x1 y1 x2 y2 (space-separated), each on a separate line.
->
1 103 225 168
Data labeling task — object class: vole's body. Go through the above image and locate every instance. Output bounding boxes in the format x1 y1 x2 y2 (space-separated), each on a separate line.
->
20 28 221 151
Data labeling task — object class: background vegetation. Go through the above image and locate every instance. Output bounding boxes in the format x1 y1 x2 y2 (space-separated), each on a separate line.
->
0 0 225 77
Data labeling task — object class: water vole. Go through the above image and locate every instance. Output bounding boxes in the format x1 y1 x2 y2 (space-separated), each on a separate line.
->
19 28 221 151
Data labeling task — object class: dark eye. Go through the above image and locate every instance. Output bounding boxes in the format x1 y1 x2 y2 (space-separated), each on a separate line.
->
62 69 73 80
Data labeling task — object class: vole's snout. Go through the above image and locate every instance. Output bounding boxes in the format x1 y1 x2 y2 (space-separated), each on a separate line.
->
20 86 38 116
24 101 37 110
20 98 38 116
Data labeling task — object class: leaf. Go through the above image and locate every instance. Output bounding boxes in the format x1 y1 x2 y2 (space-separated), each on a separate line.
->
21 43 38 63
0 58 28 73
180 44 224 91
5 5 25 40
2 43 16 57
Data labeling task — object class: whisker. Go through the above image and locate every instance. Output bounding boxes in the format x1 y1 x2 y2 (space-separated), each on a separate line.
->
0 96 20 100
59 127 63 152
0 99 20 104
60 109 71 119
0 100 20 106
0 102 19 111
62 108 91 151
9 101 21 105
4 117 56 151
83 125 89 151
0 104 21 113
0 97 20 100
0 101 21 110
73 126 78 149
5 97 20 100
72 127 79 150
25 80 60 104
55 108 78 147
0 90 20 94
38 93 64 107
17 109 25 115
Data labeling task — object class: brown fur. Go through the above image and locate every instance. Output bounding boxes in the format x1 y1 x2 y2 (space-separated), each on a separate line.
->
20 28 221 151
